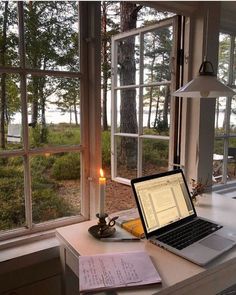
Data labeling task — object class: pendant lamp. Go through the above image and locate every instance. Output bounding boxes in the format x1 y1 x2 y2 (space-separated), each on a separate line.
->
173 10 235 99
172 60 235 98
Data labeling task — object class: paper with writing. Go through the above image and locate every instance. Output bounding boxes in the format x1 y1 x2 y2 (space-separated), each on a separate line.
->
79 251 161 292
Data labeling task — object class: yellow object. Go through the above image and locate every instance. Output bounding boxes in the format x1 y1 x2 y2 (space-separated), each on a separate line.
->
122 218 145 239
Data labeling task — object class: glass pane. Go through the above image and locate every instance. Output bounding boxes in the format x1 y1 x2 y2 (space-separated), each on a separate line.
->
116 35 140 87
31 153 80 224
0 74 22 151
234 37 236 85
24 1 79 71
27 76 80 148
0 157 25 231
142 138 169 176
230 97 236 135
143 85 170 135
116 136 137 179
228 143 236 181
213 139 224 183
218 33 230 84
215 97 227 135
115 89 138 134
0 2 19 67
143 26 172 84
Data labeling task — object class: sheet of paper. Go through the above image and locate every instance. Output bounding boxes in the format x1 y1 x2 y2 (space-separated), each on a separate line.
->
79 251 161 292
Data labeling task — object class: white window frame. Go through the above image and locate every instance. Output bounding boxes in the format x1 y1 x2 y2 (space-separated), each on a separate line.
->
215 32 236 184
0 2 101 241
111 17 179 185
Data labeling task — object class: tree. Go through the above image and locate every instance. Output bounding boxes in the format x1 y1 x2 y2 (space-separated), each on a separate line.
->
143 25 172 132
0 1 9 149
0 2 19 149
119 2 142 167
217 34 231 130
101 2 119 131
25 2 79 142
56 78 80 125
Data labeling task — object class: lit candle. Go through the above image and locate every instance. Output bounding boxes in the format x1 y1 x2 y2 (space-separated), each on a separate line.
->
99 168 106 217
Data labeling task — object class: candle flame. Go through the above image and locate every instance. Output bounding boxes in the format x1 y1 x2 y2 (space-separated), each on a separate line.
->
100 168 104 178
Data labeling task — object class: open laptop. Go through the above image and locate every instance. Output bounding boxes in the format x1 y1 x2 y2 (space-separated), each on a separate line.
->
131 169 236 266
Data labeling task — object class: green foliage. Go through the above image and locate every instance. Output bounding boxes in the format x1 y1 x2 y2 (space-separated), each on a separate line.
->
47 124 81 146
32 189 74 223
0 166 25 230
143 139 168 166
52 153 80 180
30 124 49 147
153 118 169 134
31 155 55 186
102 131 111 166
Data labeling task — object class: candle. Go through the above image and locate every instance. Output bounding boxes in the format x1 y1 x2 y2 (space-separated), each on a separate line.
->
99 168 106 217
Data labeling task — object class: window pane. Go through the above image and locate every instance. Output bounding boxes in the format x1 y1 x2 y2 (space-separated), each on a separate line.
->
143 85 170 135
0 74 23 151
215 97 227 135
0 2 19 67
230 97 236 135
213 139 224 183
115 89 138 134
0 157 25 231
31 153 80 224
24 1 79 71
143 26 172 84
218 33 231 84
27 76 80 147
228 142 236 181
142 138 169 176
116 35 140 87
115 136 137 179
234 37 236 85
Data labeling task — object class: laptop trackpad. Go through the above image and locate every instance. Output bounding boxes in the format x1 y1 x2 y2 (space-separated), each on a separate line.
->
199 234 234 251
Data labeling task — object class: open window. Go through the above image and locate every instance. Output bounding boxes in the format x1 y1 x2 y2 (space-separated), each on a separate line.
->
214 32 236 184
111 16 183 184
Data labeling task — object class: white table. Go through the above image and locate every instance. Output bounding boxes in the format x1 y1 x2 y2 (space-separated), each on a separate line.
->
56 193 236 295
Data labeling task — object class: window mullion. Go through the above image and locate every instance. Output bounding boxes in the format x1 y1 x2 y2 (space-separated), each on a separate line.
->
111 37 118 180
137 32 144 177
18 2 32 229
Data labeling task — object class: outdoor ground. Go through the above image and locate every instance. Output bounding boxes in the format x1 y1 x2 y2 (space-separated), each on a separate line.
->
59 170 136 215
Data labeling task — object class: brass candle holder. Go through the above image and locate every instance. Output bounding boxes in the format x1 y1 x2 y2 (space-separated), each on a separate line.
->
88 213 117 239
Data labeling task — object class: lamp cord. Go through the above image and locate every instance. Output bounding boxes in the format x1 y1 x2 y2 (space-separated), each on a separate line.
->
204 9 209 61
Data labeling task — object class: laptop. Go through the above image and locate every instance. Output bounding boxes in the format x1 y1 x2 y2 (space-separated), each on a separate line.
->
131 169 236 266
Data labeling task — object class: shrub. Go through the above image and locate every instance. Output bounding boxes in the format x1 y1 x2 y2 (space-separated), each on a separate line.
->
143 139 168 166
0 172 25 230
52 153 80 180
30 124 48 147
102 131 111 167
32 188 73 222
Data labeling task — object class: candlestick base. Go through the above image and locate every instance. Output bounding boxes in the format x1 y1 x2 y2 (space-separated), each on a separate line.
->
88 213 116 239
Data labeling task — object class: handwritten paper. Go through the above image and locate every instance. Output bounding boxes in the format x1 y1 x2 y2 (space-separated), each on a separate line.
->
79 251 161 293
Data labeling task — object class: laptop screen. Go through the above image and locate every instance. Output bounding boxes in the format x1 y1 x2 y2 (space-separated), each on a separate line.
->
132 170 195 234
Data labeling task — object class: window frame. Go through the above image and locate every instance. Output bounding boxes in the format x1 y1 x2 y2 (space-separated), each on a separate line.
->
111 17 181 185
215 32 236 184
0 1 101 241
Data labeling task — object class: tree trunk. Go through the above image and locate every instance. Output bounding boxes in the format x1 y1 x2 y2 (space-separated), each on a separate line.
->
0 1 9 149
73 99 78 125
31 77 39 126
147 86 154 129
215 98 219 129
163 85 170 127
119 2 141 168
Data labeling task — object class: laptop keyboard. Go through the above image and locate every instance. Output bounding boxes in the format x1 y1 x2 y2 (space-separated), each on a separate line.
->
157 219 223 250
